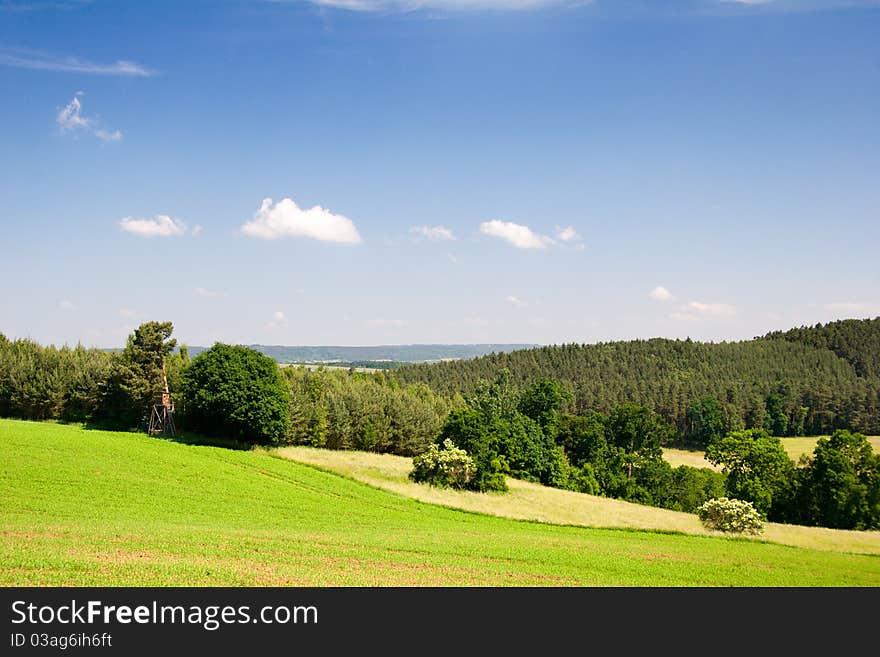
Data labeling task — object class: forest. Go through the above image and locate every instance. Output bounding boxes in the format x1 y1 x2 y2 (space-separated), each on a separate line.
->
396 318 880 436
1 317 879 530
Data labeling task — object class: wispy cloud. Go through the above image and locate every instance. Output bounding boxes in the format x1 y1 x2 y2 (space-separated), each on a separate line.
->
687 301 737 317
58 299 76 311
824 301 879 316
505 295 527 307
119 214 186 238
671 300 737 320
365 318 405 328
57 93 122 142
0 48 154 76
650 286 674 301
410 225 455 241
194 287 224 298
241 197 361 244
480 219 554 249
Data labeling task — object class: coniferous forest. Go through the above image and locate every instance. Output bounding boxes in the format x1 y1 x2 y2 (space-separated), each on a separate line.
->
396 318 880 437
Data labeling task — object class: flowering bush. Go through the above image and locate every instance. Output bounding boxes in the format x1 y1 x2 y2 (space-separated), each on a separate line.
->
409 439 476 489
697 497 765 535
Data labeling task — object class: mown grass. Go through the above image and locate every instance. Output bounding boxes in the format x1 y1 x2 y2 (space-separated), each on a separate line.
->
2 419 880 586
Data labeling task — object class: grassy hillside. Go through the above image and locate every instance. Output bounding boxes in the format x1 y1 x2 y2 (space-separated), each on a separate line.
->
2 419 880 586
276 446 880 556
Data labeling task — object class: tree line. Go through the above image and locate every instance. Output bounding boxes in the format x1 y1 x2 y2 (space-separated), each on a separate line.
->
2 320 877 529
396 318 880 437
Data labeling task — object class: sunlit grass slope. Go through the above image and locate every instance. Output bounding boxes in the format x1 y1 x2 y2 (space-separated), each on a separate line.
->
2 419 879 586
276 446 880 556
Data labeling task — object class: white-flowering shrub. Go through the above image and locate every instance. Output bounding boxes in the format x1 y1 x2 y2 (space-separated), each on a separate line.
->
409 439 476 489
697 497 765 535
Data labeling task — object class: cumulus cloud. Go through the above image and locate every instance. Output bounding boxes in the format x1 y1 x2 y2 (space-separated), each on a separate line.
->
410 225 455 241
555 225 581 242
650 286 673 301
0 48 154 76
119 214 186 238
241 197 361 244
57 94 122 142
479 219 554 249
505 295 526 307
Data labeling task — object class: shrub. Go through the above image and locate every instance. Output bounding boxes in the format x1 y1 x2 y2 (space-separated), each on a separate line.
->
697 497 764 535
409 439 476 489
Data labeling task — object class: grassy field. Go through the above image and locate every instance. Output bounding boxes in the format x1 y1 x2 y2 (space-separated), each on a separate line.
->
276 446 880 555
2 419 880 586
663 435 880 471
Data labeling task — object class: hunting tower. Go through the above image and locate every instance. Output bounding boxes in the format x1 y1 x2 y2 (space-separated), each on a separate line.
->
148 357 176 436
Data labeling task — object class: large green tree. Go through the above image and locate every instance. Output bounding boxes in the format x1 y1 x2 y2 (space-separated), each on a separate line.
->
705 429 794 517
182 343 290 444
796 430 880 529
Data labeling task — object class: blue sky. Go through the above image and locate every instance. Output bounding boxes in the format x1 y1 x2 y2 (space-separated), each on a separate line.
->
1 0 878 348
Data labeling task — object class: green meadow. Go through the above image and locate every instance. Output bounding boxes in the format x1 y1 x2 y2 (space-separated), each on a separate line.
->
2 418 879 586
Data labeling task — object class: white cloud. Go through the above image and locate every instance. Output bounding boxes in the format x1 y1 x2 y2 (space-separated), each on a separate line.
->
241 197 361 244
305 0 583 10
57 94 122 142
57 96 89 131
410 225 455 241
669 300 737 321
555 225 581 242
650 286 673 301
447 253 459 264
687 301 737 317
0 48 154 76
194 287 224 298
119 214 187 238
479 219 554 249
365 318 405 328
59 299 76 311
94 128 122 142
824 301 877 316
191 225 203 237
265 310 289 331
505 295 527 307
118 308 138 319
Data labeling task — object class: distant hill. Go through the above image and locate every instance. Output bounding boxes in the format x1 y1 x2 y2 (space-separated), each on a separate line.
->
178 344 537 364
396 318 880 436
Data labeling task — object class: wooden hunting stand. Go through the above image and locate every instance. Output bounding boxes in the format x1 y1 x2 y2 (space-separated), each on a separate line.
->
148 357 176 436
